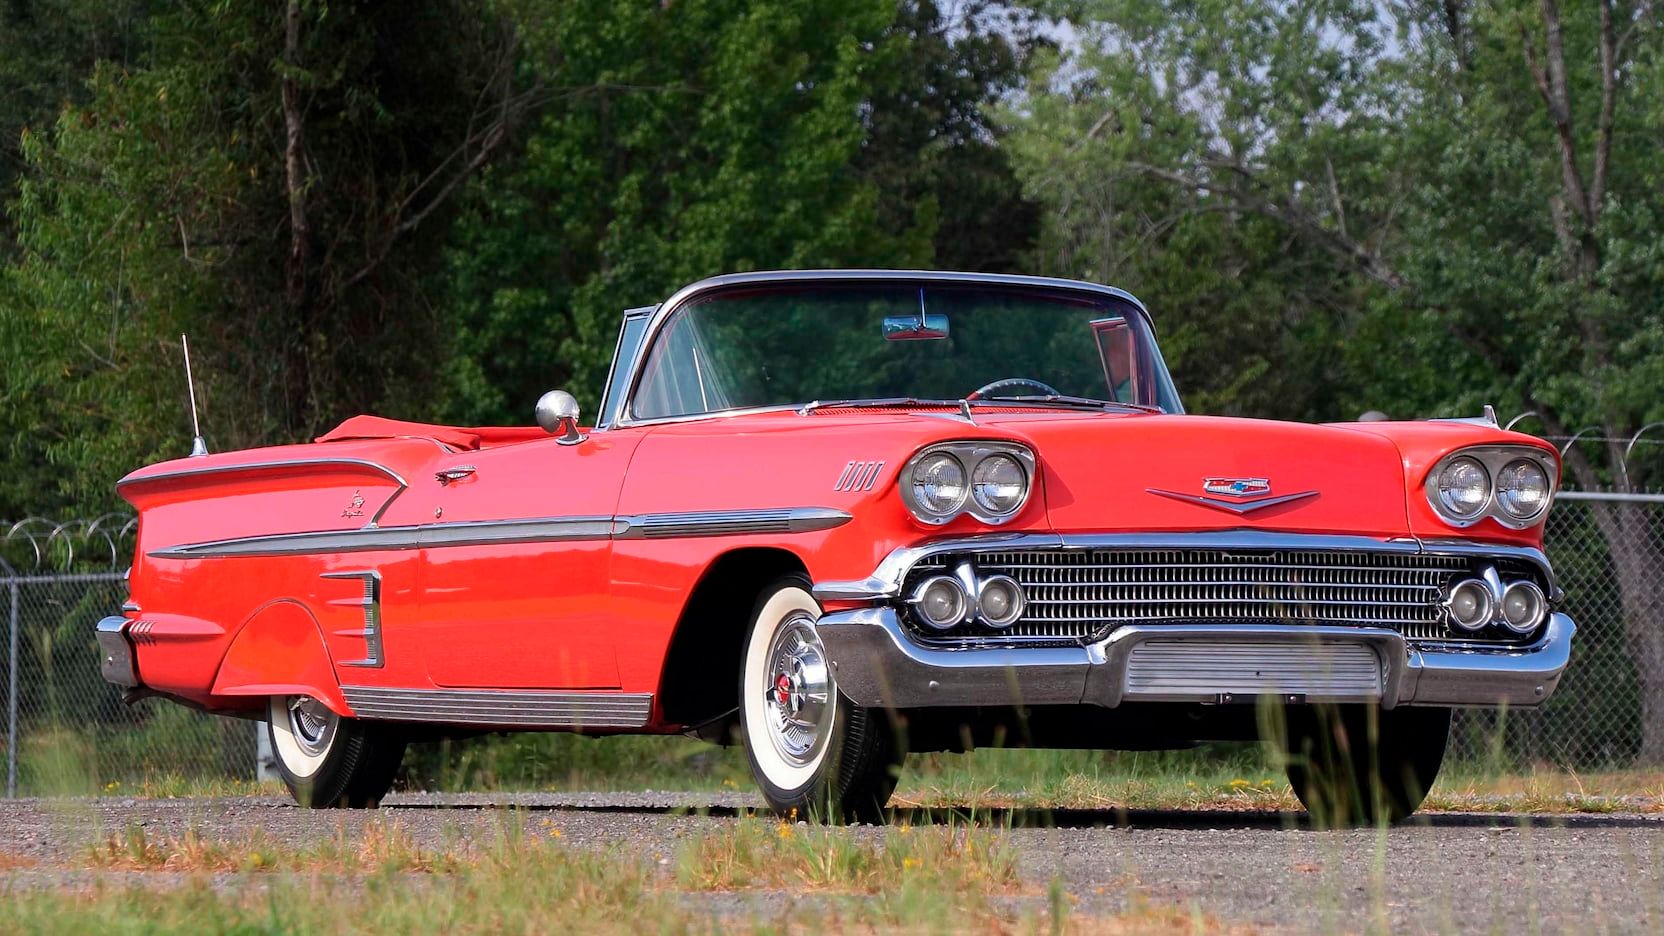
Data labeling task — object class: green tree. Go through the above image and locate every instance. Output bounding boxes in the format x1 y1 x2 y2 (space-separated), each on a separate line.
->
0 0 155 251
439 0 1039 425
1367 1 1664 763
1 0 533 514
1006 0 1664 761
997 0 1393 419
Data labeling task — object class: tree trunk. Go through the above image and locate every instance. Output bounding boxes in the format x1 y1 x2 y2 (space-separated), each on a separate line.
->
1588 500 1664 763
281 0 309 313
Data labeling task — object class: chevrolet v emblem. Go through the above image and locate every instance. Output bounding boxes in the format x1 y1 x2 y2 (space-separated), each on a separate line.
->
1204 477 1270 497
1147 479 1318 514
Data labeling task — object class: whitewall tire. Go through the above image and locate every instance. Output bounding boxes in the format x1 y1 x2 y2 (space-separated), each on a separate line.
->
739 576 902 822
266 695 405 808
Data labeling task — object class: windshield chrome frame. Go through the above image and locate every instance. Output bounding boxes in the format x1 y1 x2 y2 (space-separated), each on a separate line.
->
612 270 1165 429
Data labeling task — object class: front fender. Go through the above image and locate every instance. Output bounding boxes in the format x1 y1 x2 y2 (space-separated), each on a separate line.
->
211 599 349 715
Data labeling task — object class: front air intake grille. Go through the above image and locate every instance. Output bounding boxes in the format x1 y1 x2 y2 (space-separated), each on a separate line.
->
901 547 1542 647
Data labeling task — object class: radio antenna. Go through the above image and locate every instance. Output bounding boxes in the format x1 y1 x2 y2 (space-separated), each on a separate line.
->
182 334 208 457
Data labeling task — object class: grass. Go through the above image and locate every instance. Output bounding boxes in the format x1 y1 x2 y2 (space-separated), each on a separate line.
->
673 814 1020 892
0 813 1245 934
72 738 1664 815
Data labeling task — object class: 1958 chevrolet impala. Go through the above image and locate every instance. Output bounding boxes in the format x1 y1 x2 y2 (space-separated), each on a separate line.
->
98 270 1574 823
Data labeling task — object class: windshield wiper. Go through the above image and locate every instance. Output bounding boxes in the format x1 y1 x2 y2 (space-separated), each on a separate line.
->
799 396 1162 416
799 397 960 414
972 394 1162 414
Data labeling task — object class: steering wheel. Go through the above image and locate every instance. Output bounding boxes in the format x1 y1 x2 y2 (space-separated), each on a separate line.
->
966 377 1063 400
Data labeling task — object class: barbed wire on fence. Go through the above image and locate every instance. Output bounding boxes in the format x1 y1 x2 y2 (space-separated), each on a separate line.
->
0 516 137 574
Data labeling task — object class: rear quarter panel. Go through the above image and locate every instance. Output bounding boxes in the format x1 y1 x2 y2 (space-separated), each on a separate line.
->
118 440 444 711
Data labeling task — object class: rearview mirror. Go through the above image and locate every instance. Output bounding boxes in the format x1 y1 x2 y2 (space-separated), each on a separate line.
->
883 312 950 341
536 390 586 445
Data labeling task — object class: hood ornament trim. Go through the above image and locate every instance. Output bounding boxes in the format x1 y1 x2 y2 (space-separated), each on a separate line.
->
1146 488 1319 514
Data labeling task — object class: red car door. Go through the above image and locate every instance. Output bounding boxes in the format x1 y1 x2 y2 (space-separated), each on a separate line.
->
413 431 643 689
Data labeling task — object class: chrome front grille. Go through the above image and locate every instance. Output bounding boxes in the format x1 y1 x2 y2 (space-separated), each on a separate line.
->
901 547 1540 646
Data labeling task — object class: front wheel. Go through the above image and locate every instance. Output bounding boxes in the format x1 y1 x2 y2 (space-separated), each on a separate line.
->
267 695 406 808
1282 704 1450 826
739 576 903 823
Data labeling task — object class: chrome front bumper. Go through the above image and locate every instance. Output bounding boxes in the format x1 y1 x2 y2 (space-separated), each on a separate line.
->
815 609 1576 710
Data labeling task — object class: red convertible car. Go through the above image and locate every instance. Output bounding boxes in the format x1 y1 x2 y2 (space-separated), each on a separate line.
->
99 270 1574 823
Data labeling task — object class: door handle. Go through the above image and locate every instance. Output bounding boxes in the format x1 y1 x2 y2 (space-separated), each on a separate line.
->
435 465 477 486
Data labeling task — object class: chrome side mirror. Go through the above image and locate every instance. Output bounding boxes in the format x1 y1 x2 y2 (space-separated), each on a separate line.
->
535 390 586 445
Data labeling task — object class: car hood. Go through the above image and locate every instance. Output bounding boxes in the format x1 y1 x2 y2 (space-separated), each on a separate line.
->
977 412 1412 538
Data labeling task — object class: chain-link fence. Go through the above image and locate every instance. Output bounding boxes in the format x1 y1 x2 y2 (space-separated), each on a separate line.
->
2 496 1659 796
1446 491 1659 767
0 519 254 796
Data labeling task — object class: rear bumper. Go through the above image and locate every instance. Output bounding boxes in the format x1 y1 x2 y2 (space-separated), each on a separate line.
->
815 609 1575 710
96 615 140 688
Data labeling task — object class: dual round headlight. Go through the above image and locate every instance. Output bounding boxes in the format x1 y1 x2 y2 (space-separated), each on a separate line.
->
910 453 968 516
903 443 1034 525
1427 447 1554 527
909 568 1026 631
1496 460 1551 519
1445 576 1546 635
1435 456 1490 520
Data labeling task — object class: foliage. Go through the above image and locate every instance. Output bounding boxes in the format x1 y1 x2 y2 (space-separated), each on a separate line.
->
437 0 1040 425
1002 0 1664 760
998 0 1396 420
1 0 540 514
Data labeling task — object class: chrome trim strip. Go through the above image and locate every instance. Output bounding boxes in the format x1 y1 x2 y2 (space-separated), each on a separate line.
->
340 686 653 728
614 507 852 539
117 457 411 529
614 270 1156 429
1144 489 1319 514
152 516 621 558
422 517 625 548
150 526 421 558
150 508 847 558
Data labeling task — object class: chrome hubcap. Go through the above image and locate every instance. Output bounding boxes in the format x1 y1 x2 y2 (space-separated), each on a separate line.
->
762 613 834 767
288 696 336 757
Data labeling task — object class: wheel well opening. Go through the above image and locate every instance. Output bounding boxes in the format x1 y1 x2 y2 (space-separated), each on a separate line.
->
657 547 808 735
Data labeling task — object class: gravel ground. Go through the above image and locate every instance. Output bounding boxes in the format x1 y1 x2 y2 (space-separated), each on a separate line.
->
1 793 1660 933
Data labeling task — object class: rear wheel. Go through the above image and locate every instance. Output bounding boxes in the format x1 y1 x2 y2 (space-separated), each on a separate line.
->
1282 704 1450 826
267 695 405 808
739 576 903 823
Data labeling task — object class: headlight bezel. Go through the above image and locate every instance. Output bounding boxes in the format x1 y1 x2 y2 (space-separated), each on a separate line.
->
1423 445 1558 529
900 441 1036 526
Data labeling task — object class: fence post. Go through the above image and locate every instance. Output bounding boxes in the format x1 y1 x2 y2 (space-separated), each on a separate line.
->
7 578 17 798
256 720 277 782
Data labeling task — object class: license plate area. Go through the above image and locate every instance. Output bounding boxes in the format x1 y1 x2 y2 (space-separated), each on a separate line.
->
1123 638 1384 702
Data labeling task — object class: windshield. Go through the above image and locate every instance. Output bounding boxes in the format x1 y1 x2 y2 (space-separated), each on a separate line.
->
629 283 1182 420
